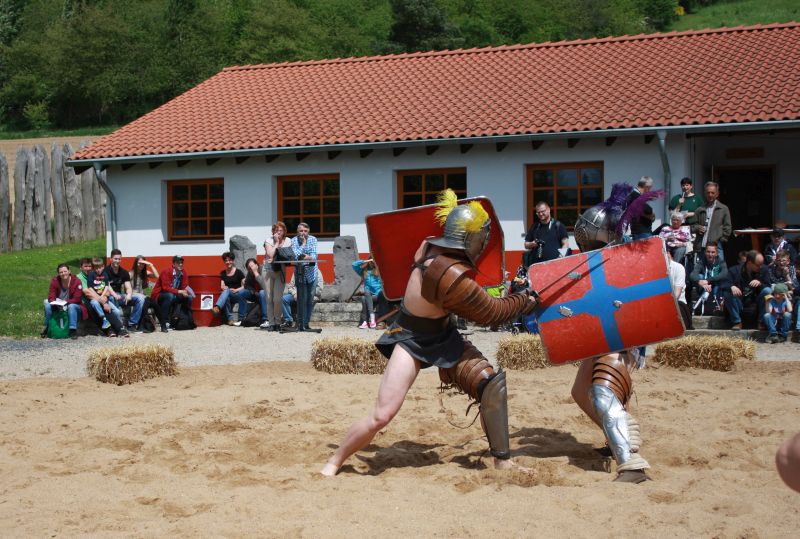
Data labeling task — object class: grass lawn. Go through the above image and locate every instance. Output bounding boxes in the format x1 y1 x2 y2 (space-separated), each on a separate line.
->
671 0 800 31
0 239 105 338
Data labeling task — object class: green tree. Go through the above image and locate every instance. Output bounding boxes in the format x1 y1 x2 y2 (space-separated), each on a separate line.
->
0 0 26 46
385 0 463 53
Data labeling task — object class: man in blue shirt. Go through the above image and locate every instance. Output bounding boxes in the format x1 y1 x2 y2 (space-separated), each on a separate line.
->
291 222 319 331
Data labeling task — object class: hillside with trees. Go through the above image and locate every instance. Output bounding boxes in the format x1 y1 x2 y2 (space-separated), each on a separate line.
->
0 0 795 132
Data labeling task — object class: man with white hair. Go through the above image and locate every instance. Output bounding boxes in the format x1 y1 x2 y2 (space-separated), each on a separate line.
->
692 181 732 259
626 176 656 240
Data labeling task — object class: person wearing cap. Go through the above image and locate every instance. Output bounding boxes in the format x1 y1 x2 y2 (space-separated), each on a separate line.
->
151 255 190 333
668 177 703 226
764 282 792 343
764 228 797 266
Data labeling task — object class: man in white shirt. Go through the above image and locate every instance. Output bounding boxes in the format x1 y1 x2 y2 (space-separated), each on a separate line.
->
668 250 692 329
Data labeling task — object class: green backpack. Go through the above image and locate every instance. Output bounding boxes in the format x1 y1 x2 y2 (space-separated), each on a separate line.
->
47 309 70 339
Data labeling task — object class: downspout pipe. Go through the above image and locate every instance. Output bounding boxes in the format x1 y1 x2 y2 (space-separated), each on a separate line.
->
93 163 118 251
656 129 672 219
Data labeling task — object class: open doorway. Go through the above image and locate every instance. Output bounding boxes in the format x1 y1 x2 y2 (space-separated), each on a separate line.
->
714 165 774 264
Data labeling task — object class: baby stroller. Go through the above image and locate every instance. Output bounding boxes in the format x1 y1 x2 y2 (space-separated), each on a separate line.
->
492 264 537 335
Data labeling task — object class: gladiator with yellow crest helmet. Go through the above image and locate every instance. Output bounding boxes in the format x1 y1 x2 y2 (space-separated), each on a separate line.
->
427 189 492 265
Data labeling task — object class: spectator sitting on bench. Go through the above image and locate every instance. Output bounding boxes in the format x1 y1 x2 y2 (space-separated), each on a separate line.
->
722 250 772 330
105 249 146 333
764 283 792 344
689 244 728 314
130 255 164 331
281 267 324 330
212 251 248 326
244 257 270 329
658 211 691 264
152 255 190 333
42 263 86 340
76 257 126 337
352 258 385 329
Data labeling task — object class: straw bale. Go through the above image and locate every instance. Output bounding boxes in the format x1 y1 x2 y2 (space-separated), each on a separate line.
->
87 345 177 385
496 334 549 370
310 337 386 375
653 336 753 372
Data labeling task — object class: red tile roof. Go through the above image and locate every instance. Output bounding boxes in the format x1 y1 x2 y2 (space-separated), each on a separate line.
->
72 23 800 162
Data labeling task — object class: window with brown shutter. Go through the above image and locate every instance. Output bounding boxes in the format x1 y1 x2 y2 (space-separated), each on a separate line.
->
526 163 603 230
167 178 224 240
278 174 340 238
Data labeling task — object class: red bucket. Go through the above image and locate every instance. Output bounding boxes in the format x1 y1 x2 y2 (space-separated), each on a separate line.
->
189 274 222 327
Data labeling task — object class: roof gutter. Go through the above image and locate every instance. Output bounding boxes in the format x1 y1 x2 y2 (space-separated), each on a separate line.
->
656 129 672 217
66 119 800 170
93 163 118 251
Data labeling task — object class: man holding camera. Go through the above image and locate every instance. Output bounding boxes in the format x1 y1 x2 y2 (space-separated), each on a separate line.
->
524 201 569 267
722 250 772 330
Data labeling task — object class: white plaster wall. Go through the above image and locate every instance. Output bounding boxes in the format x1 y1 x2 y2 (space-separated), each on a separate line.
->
106 134 688 256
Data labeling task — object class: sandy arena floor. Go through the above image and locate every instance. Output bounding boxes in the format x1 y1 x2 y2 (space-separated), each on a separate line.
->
1 348 798 537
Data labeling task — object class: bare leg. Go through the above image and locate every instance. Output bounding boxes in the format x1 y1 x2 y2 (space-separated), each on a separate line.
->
571 357 601 427
320 346 421 476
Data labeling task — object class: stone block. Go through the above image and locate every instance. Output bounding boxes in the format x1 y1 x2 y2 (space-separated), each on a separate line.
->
332 236 361 301
229 235 256 272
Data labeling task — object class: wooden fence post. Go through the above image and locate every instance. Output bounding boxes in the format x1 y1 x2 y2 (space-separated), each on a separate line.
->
91 168 102 238
32 145 47 247
12 147 28 250
63 143 83 243
0 153 9 253
38 145 53 246
22 148 35 249
80 167 95 241
50 143 65 245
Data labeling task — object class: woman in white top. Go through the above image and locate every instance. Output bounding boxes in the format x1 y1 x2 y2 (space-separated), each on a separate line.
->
263 221 293 331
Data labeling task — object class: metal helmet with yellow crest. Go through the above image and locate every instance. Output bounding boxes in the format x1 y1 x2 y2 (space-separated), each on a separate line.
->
427 189 491 265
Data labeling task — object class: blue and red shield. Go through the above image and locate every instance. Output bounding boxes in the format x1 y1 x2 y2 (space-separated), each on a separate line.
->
527 237 684 364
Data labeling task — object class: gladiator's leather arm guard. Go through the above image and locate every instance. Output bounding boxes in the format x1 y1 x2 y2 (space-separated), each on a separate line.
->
421 255 536 326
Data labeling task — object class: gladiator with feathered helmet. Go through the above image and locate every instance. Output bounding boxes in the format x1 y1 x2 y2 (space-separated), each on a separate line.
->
568 183 665 483
321 190 537 476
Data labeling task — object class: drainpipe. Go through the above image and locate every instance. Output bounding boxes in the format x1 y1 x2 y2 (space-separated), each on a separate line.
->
93 163 118 251
656 129 672 218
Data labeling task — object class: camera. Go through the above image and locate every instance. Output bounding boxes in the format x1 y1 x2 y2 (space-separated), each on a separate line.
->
535 239 546 259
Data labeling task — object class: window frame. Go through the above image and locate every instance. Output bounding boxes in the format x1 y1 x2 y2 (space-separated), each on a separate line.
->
166 178 225 241
396 167 467 209
526 162 604 231
277 173 341 238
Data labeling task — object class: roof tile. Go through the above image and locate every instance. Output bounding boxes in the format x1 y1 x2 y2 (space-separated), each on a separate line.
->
72 23 800 161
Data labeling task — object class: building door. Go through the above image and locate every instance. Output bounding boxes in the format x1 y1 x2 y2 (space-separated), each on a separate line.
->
714 166 774 263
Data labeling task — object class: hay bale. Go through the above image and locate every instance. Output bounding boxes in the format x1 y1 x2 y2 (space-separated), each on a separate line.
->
496 334 549 370
310 337 386 374
729 338 756 361
87 345 177 385
653 336 753 372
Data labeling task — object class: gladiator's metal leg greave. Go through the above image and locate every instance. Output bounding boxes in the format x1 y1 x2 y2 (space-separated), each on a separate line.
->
479 370 511 460
589 384 649 471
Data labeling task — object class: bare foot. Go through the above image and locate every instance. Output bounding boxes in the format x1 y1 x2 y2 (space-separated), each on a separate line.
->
494 458 535 476
493 458 514 470
320 462 339 477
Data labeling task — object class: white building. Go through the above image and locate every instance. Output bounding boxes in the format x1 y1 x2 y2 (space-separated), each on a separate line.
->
68 23 800 280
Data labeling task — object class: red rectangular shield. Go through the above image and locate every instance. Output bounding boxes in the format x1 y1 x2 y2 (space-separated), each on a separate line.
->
527 237 685 364
366 198 505 301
